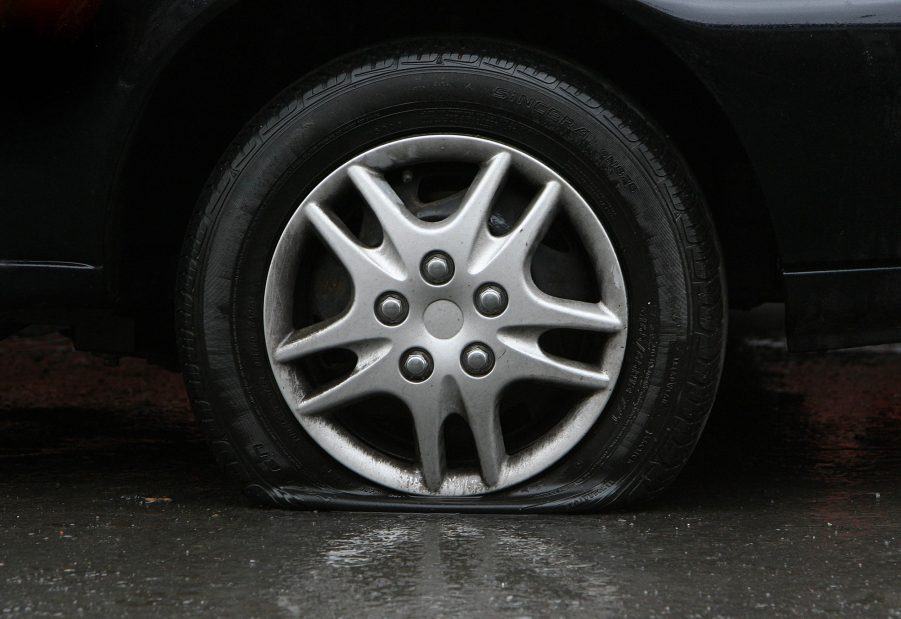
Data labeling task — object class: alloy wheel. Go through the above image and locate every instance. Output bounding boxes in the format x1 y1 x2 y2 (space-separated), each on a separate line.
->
263 134 628 495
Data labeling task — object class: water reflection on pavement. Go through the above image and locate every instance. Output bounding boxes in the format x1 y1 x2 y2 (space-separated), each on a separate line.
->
1 308 899 617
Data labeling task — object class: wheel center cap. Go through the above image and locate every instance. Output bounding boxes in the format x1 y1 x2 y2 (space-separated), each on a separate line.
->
423 299 464 339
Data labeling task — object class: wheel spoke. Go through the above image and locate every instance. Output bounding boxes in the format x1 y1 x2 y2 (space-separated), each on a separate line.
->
515 292 623 334
470 180 561 273
500 335 610 390
408 376 463 491
448 151 512 245
273 312 383 363
293 347 391 416
413 411 448 492
305 202 405 281
347 165 422 250
460 390 505 487
507 180 561 258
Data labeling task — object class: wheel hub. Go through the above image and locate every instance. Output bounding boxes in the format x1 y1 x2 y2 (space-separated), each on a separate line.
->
422 299 463 339
263 134 628 496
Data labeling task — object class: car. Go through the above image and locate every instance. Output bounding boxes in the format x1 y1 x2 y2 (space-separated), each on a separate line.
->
3 0 900 512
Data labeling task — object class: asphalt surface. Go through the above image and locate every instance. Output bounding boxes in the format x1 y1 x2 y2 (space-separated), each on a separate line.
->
1 307 899 617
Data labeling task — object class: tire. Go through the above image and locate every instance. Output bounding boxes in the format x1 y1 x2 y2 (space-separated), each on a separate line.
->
177 40 726 512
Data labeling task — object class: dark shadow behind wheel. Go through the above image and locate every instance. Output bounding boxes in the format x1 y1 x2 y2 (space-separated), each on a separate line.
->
177 40 726 512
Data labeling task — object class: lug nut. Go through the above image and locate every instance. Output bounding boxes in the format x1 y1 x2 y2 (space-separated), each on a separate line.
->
475 283 508 316
421 252 454 285
400 349 433 382
375 292 408 325
461 343 495 376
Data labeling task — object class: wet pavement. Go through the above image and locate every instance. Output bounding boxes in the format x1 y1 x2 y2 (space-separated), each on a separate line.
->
1 307 899 617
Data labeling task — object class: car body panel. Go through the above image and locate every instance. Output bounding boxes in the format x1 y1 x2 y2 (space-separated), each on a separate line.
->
1 0 900 350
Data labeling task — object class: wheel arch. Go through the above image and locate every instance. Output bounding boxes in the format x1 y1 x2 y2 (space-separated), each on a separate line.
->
113 0 780 357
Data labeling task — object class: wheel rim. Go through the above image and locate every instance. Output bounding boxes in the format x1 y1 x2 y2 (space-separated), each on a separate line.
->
264 134 628 496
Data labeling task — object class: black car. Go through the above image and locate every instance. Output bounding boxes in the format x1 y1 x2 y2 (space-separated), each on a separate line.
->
3 0 900 511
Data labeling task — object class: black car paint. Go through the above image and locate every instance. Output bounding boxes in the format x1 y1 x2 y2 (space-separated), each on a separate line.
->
1 0 900 352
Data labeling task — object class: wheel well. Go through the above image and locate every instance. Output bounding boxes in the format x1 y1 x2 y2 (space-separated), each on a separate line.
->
116 0 780 359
